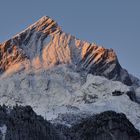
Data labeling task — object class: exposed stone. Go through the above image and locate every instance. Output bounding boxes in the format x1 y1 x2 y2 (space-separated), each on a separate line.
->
0 105 63 140
0 16 138 86
0 105 140 140
112 90 124 96
64 111 140 140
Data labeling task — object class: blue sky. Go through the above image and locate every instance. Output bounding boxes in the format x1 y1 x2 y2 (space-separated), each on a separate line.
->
0 0 140 78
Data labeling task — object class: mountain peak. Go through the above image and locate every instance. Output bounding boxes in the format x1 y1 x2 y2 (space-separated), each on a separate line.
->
13 16 61 39
30 15 61 33
0 16 138 86
38 15 50 21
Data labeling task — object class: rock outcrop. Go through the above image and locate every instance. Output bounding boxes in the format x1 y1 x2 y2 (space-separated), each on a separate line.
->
0 16 136 86
0 15 140 140
0 106 140 140
0 105 63 140
62 111 140 140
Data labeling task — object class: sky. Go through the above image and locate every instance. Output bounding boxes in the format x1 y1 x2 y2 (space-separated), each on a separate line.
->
0 0 139 78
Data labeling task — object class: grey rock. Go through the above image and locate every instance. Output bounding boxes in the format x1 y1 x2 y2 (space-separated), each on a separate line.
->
0 105 64 140
60 111 140 140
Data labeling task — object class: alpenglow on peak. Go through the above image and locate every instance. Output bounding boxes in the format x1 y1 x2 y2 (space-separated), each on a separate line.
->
0 16 137 86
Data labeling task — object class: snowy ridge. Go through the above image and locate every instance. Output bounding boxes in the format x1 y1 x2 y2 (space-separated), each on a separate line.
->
0 65 140 130
13 16 61 38
0 16 137 85
0 16 140 131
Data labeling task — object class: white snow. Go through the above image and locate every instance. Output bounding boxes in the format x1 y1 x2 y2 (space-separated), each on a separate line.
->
0 64 140 130
0 16 140 131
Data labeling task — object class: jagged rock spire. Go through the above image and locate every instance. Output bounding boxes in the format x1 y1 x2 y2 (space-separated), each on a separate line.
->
0 16 135 85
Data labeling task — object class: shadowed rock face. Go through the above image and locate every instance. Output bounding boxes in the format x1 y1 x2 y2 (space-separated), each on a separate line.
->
0 16 136 86
0 106 140 140
61 111 140 140
0 105 63 140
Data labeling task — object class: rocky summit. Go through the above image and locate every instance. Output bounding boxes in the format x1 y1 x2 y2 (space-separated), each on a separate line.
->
0 16 140 140
0 16 138 86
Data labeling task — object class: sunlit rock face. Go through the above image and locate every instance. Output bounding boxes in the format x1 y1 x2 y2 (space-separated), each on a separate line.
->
0 16 135 85
0 15 140 135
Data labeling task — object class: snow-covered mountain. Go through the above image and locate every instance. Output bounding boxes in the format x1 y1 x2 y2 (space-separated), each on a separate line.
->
0 16 138 86
1 105 140 140
0 16 140 132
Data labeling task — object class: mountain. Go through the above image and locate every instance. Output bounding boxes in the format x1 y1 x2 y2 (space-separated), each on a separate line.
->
0 16 140 139
0 105 140 140
0 16 138 86
0 105 64 140
60 111 140 140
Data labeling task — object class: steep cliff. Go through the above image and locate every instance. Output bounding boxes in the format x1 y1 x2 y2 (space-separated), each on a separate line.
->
0 105 63 140
62 111 140 140
0 106 140 140
0 16 136 86
0 16 140 139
